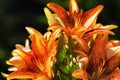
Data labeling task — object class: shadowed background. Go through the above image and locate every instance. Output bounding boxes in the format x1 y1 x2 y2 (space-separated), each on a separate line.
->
0 0 120 79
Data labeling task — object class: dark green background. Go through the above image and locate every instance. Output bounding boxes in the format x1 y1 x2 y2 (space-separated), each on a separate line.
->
0 0 120 79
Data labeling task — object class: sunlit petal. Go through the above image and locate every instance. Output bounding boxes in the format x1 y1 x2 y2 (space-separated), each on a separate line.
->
6 56 26 69
47 3 72 27
7 70 37 80
69 0 79 16
72 68 88 79
26 27 46 56
106 46 120 60
44 7 57 25
82 5 104 28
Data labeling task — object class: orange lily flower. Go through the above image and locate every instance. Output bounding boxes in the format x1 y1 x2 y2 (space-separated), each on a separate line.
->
72 34 120 80
5 27 60 80
2 0 119 80
46 0 116 38
46 0 117 55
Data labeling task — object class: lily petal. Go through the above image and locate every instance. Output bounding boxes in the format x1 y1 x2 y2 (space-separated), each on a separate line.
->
47 3 72 27
7 70 37 80
6 56 26 70
106 46 120 60
44 7 57 25
69 0 79 16
26 27 46 56
82 5 104 28
72 68 88 79
87 35 107 75
104 51 120 75
102 69 120 80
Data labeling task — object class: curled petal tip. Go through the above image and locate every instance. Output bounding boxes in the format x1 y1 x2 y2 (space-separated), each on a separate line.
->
47 3 54 8
25 27 35 35
94 4 104 14
97 4 104 9
69 0 79 14
1 72 9 78
93 5 104 12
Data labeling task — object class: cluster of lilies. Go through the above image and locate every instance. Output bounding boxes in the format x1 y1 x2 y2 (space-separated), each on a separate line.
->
2 0 120 80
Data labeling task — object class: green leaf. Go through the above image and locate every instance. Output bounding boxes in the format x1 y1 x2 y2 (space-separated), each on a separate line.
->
60 73 69 80
57 46 67 63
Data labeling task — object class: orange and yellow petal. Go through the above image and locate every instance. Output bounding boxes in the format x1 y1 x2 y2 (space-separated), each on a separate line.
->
87 34 107 74
47 3 72 27
82 5 104 28
69 0 79 16
72 68 88 79
26 27 46 56
7 69 51 80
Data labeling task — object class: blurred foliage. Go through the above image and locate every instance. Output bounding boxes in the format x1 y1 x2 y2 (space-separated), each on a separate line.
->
0 0 119 79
